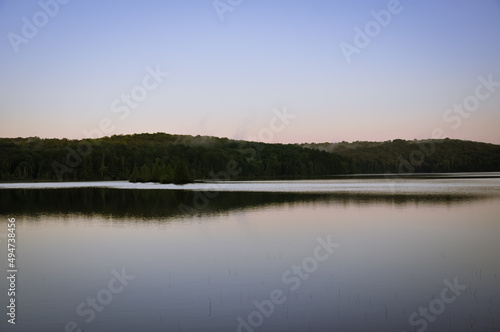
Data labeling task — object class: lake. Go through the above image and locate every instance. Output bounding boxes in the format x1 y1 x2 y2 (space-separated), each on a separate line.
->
1 176 500 331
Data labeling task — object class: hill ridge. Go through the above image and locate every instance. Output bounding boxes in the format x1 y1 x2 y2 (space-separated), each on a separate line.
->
1 134 499 182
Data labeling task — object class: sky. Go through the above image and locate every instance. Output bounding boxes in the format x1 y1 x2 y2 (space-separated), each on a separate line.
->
0 0 499 144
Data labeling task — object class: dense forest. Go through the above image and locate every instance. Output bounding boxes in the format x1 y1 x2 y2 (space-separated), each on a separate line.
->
302 139 500 174
0 133 499 183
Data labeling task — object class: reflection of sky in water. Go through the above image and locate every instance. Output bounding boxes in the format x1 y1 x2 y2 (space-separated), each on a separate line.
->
0 182 499 331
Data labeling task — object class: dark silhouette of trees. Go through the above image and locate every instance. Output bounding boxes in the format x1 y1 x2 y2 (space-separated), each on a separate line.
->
173 160 192 184
129 165 140 183
0 134 499 183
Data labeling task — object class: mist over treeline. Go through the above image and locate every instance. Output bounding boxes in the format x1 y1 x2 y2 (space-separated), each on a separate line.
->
1 133 499 182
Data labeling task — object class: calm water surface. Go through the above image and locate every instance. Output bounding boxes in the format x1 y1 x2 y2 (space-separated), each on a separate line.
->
1 178 500 331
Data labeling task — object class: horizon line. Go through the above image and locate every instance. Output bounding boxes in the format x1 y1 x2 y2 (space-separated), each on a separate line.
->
1 132 499 146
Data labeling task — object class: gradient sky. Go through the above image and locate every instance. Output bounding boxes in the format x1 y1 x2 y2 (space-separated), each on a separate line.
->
1 0 499 144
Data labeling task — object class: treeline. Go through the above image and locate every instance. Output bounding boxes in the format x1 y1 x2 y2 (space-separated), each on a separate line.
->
0 133 348 182
0 134 499 183
301 138 500 174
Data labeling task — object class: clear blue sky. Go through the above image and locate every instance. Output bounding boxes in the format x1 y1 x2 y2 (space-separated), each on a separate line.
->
1 0 499 143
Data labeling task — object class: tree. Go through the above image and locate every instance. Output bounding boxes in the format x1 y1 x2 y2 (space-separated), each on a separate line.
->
129 165 140 183
151 159 161 182
173 160 192 184
139 164 151 182
159 164 173 184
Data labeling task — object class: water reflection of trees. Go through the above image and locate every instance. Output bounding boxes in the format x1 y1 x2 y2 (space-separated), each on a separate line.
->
0 188 490 220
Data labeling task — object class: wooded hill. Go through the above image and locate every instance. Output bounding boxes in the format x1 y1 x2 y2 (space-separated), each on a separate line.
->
0 133 499 183
301 138 500 174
